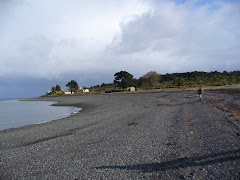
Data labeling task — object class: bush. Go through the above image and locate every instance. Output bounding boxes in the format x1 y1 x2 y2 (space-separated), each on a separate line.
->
105 90 123 93
56 91 64 95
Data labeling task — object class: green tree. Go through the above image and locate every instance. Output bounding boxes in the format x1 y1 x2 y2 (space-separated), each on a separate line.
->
56 84 62 91
51 86 56 95
114 71 134 89
66 80 79 94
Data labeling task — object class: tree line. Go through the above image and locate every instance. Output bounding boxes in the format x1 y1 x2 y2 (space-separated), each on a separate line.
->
49 80 79 95
49 70 240 95
159 71 240 87
92 70 240 90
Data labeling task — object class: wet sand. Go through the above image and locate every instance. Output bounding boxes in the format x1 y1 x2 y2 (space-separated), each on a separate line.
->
0 90 240 179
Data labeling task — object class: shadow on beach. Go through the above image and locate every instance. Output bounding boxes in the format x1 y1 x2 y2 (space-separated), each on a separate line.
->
95 149 240 172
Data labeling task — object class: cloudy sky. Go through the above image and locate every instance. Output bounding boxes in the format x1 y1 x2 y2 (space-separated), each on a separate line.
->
0 0 239 98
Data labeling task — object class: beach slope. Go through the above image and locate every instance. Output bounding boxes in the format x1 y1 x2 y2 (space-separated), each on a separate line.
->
0 91 240 179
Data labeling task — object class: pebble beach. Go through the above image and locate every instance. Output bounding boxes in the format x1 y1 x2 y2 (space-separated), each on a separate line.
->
1 90 240 179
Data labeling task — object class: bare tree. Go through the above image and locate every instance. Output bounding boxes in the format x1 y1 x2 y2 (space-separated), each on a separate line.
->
140 71 160 88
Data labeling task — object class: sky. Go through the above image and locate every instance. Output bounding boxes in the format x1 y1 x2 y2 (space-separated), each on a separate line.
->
0 0 240 98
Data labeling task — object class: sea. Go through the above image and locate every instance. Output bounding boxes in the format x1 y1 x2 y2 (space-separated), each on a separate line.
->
0 99 82 131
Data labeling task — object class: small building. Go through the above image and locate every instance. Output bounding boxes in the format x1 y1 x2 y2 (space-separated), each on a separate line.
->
83 89 89 92
77 89 84 92
77 88 89 93
64 91 74 94
127 87 135 92
77 85 89 93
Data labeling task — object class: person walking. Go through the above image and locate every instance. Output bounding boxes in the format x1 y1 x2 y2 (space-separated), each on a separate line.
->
198 87 203 100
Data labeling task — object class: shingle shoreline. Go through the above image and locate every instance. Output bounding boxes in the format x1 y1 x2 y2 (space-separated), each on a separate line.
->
1 91 240 179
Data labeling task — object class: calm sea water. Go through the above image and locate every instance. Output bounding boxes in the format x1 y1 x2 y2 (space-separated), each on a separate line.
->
0 99 82 131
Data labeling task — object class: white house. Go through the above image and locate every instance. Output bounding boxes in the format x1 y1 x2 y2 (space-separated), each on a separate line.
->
77 89 89 93
127 87 136 92
77 85 89 93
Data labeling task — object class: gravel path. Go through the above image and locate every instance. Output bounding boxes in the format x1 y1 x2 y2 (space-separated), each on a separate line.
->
0 90 240 179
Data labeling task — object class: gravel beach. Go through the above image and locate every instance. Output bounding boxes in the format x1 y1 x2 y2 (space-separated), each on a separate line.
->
0 90 240 179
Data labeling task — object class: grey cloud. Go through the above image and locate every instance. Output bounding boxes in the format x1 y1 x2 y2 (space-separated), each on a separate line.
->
110 13 180 54
1 36 54 77
107 0 240 73
0 71 115 99
1 35 95 78
1 0 240 99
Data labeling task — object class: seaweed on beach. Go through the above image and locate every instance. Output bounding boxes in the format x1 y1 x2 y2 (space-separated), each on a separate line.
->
213 104 232 112
234 131 240 136
186 117 193 122
229 114 240 118
157 104 170 106
235 119 240 123
128 122 138 126
204 99 234 113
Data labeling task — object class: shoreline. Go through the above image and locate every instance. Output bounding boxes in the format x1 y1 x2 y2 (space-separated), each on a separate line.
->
0 98 83 132
1 91 240 179
0 95 102 149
